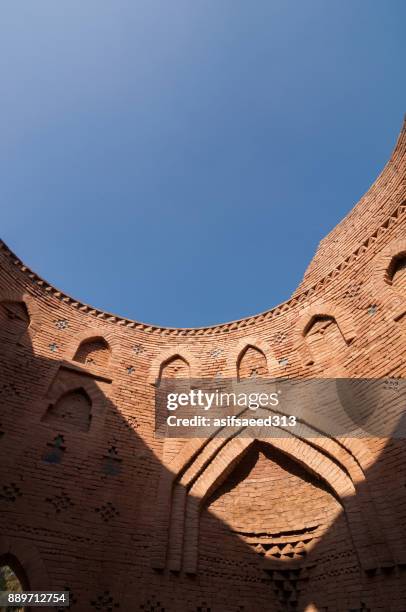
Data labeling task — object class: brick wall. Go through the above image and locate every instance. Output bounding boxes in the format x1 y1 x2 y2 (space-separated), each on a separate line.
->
0 119 405 611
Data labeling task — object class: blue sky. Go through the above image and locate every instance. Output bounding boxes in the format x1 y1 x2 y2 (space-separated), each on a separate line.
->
1 1 405 327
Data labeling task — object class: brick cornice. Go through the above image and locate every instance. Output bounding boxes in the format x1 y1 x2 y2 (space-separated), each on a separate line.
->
1 201 404 337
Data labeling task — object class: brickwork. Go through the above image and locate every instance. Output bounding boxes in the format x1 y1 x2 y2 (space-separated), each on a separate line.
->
0 119 405 611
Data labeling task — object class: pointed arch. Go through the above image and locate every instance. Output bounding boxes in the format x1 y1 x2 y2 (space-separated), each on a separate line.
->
228 337 279 379
64 327 121 370
294 301 356 368
0 553 29 598
0 300 30 344
0 536 50 591
151 417 391 574
158 354 190 382
147 346 198 385
0 290 42 350
180 432 378 574
372 238 406 321
388 253 406 289
42 387 92 432
237 344 268 380
73 336 111 368
38 367 108 444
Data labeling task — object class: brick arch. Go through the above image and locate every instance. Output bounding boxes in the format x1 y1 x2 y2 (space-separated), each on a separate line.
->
156 411 381 495
227 337 279 378
152 413 391 574
43 387 92 433
0 535 50 591
0 290 42 349
39 372 107 442
293 300 356 367
64 326 121 366
45 373 105 407
151 425 377 571
73 336 111 368
0 552 30 594
164 427 379 498
372 238 406 321
147 346 199 385
180 432 377 574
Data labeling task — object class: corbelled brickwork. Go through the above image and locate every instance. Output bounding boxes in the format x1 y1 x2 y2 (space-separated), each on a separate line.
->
0 119 405 611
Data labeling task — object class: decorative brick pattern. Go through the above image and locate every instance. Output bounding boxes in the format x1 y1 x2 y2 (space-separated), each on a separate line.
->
55 319 69 330
42 434 66 464
45 490 74 514
139 597 166 612
90 591 120 611
0 482 22 502
95 502 120 523
56 586 77 610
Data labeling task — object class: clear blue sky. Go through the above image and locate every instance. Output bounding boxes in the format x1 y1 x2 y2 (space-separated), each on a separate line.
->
1 1 405 328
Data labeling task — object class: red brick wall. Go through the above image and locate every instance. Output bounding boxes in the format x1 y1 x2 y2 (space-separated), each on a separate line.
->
0 120 405 611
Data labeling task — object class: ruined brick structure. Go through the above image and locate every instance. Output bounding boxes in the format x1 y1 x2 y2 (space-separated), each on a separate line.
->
0 119 405 612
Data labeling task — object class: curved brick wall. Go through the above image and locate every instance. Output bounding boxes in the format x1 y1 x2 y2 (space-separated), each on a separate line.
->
0 119 405 611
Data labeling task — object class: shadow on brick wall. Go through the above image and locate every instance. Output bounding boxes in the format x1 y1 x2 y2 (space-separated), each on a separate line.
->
0 287 406 612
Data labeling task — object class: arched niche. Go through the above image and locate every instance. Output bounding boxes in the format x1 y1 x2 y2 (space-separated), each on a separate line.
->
0 553 29 611
387 252 406 294
294 302 356 370
199 441 355 609
158 354 190 381
304 314 347 368
73 336 111 368
371 239 406 321
237 345 268 380
42 388 92 432
155 355 191 438
153 426 388 576
0 301 30 345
